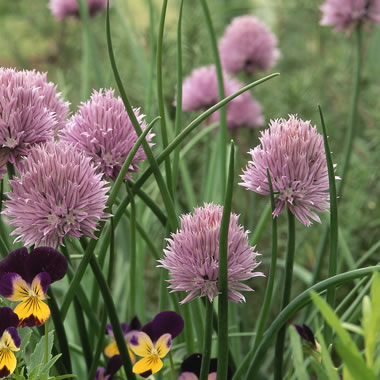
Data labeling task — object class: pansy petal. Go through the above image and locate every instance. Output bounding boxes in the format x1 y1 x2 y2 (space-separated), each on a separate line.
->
0 308 19 340
0 348 17 377
132 355 163 376
128 331 153 357
178 372 199 380
143 311 184 342
31 272 51 298
26 247 68 283
155 333 172 358
95 367 106 380
208 372 217 380
181 353 202 375
0 274 29 302
105 355 122 377
128 316 142 332
105 323 114 338
2 328 21 351
104 342 119 358
0 248 28 279
14 297 50 327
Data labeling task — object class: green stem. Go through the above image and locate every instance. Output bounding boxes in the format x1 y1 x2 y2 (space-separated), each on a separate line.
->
337 25 362 199
44 320 49 365
274 207 296 380
126 183 136 318
168 351 177 380
200 0 227 198
106 1 178 231
216 142 235 380
234 171 278 378
249 203 272 246
243 266 380 379
199 299 214 380
319 106 339 345
47 289 72 373
172 0 184 194
156 0 173 196
145 0 155 119
89 254 136 380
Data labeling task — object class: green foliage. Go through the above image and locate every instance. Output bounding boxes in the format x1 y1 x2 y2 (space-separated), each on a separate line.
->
310 272 380 379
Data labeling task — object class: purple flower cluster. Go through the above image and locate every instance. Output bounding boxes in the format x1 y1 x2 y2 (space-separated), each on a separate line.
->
4 141 110 248
159 203 264 304
219 16 280 75
240 115 330 226
182 65 264 129
320 0 380 32
0 68 69 172
62 89 153 181
49 0 108 20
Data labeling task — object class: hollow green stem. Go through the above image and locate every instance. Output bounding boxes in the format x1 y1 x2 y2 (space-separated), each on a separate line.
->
168 351 177 380
249 203 272 246
172 0 184 194
156 0 173 195
44 320 49 365
200 0 227 197
319 106 339 345
89 254 135 380
47 289 72 373
274 207 296 380
216 141 235 380
243 266 380 379
126 182 136 318
199 299 214 380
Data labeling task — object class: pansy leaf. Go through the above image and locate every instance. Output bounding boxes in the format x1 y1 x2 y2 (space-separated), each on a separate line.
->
27 330 54 376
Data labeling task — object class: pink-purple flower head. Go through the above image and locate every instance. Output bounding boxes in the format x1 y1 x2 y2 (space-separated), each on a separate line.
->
181 65 264 129
62 89 153 181
159 203 264 304
0 68 58 171
320 0 380 32
3 141 110 248
219 16 280 75
240 115 330 226
49 0 108 20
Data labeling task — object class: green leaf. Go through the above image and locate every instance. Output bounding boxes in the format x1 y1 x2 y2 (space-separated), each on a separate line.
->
289 325 309 380
17 327 32 353
335 340 378 380
27 330 54 376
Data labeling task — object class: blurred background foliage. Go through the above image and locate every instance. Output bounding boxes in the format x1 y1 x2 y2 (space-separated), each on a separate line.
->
0 0 379 375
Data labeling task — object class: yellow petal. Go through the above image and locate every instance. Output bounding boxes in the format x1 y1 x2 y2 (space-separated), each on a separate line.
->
7 275 29 302
31 275 46 299
128 331 153 357
14 296 50 327
0 348 17 377
155 333 172 358
104 342 119 358
132 355 163 376
1 330 19 352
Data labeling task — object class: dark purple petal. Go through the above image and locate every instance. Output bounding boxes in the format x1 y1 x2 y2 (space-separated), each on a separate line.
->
142 311 184 342
139 370 153 378
127 316 142 332
121 322 129 336
0 367 10 378
294 324 316 348
26 247 68 283
0 273 20 298
181 353 202 376
0 248 28 279
5 327 21 349
0 307 19 336
105 355 122 378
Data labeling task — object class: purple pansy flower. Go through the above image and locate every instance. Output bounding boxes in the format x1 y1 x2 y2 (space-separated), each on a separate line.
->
0 307 21 378
127 311 184 378
0 247 68 327
95 355 122 380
